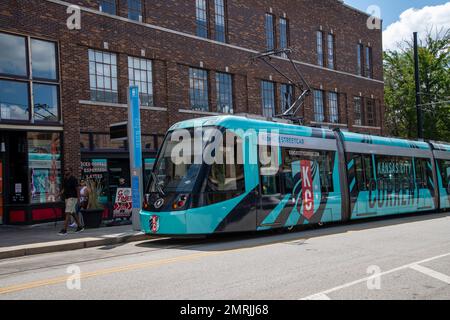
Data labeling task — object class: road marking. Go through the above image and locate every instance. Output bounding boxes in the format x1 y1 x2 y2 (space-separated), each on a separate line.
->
300 252 450 300
0 251 221 295
302 293 331 300
0 240 286 296
410 264 450 284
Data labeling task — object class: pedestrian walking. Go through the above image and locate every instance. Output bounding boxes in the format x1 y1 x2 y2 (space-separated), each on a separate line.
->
58 168 84 235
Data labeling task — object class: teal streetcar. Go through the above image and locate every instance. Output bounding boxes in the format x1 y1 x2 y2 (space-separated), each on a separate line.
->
140 116 450 236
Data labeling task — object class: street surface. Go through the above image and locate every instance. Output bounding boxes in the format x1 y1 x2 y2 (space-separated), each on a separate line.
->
1 211 450 300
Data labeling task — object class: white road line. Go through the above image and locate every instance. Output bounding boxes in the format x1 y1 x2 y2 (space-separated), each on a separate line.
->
300 252 450 300
410 265 450 284
302 293 331 300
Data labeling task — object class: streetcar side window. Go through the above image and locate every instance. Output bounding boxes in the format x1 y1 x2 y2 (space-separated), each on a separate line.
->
375 156 413 191
206 131 245 194
414 158 429 189
351 154 373 191
280 148 335 194
259 145 282 196
438 159 450 187
354 154 364 190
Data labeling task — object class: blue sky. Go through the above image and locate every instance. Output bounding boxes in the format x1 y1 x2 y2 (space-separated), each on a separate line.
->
345 1 450 50
345 0 448 29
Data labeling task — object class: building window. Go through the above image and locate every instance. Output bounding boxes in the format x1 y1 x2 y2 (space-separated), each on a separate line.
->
196 0 208 38
128 0 142 22
0 33 27 77
356 44 363 76
99 0 116 15
328 92 339 124
327 34 335 69
313 90 325 122
33 84 59 122
317 31 324 67
0 80 29 121
261 81 275 118
216 72 233 113
366 98 376 126
0 32 60 123
354 96 362 126
365 47 373 78
189 68 209 111
128 56 153 106
31 39 58 81
89 49 118 103
280 84 293 113
279 18 289 57
265 13 275 51
214 0 226 42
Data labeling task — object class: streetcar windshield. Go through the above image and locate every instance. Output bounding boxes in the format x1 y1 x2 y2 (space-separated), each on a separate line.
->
148 128 204 193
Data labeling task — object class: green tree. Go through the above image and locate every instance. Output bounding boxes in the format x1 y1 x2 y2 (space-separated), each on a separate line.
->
384 29 450 141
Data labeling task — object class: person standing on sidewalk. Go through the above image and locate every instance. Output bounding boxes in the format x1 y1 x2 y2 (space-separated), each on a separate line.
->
58 168 84 235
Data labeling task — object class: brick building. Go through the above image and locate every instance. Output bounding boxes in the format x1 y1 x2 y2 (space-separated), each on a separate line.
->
0 0 384 224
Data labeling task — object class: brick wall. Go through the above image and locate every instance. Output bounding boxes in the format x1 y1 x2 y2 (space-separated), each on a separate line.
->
0 0 385 174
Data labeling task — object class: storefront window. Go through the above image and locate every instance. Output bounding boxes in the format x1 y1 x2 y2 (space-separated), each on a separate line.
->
93 133 126 150
80 133 91 150
81 159 109 204
28 132 62 204
142 135 156 151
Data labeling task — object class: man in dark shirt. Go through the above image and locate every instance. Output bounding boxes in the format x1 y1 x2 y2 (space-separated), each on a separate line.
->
58 168 84 235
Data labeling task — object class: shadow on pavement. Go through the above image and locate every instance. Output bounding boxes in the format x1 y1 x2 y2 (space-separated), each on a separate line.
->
135 210 450 252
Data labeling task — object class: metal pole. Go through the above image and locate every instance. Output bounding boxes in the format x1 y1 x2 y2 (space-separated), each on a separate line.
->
128 86 143 231
413 32 423 140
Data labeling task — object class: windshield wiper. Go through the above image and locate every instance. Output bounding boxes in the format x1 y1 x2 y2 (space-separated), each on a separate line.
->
151 172 166 197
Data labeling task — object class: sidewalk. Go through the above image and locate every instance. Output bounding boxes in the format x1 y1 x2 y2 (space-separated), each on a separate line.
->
0 222 151 260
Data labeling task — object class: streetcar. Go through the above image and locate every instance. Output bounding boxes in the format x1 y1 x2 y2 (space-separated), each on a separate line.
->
140 115 450 236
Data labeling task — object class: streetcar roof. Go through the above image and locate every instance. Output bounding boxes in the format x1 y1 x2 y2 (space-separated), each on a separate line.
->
169 115 336 139
340 131 431 150
430 142 450 152
168 116 447 153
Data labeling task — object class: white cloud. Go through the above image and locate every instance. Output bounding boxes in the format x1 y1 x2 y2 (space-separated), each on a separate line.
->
383 2 450 51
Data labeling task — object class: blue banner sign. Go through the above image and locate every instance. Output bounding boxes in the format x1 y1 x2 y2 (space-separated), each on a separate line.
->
131 175 141 208
130 86 142 168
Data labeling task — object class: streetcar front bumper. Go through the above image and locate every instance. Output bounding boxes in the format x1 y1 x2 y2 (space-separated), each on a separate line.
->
140 209 187 235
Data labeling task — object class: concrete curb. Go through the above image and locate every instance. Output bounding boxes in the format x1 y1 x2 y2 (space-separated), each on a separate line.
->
0 233 151 260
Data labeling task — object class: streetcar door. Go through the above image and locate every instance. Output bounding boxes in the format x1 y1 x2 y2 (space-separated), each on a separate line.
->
257 145 284 228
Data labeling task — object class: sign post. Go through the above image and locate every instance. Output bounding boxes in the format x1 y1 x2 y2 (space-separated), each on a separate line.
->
128 86 143 230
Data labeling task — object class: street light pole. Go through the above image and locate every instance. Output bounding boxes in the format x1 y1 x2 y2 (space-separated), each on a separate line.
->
413 32 423 140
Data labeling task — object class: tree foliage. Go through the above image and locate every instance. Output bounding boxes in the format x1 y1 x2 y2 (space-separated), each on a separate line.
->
384 29 450 142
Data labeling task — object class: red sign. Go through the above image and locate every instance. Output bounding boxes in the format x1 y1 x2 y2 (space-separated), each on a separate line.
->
113 188 132 218
301 160 314 220
151 215 159 233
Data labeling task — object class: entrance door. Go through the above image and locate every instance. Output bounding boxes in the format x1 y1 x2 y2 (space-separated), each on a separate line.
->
108 159 130 204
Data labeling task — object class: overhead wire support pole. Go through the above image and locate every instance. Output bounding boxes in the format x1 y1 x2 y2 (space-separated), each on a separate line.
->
413 32 423 140
251 48 312 122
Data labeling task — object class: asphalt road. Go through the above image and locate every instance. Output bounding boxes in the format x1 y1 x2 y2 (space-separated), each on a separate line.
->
1 211 450 300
